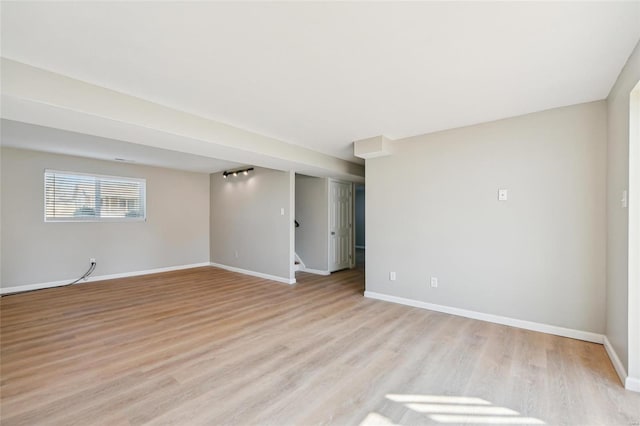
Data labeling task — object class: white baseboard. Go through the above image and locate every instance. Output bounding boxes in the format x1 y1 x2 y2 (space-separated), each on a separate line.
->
0 262 211 295
210 262 296 285
626 376 640 392
301 268 331 276
603 336 628 387
364 291 604 344
602 337 640 393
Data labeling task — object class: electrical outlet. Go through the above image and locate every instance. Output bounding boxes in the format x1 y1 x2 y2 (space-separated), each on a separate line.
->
234 250 239 258
389 272 396 281
430 277 438 288
90 258 96 264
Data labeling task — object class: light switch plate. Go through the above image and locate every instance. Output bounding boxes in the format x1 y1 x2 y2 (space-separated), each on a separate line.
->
498 189 508 201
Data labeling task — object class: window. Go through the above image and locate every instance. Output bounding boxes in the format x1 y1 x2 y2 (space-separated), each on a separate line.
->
44 170 146 222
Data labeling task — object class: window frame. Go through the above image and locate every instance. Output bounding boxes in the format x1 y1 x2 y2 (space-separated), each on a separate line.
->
44 169 147 223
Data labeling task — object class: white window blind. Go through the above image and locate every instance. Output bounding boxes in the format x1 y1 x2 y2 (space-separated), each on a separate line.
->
44 170 146 222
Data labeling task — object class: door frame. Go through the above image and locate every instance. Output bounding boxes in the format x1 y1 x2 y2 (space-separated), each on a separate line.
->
628 81 640 387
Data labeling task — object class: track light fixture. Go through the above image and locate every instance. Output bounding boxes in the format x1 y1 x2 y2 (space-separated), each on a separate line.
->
223 167 254 179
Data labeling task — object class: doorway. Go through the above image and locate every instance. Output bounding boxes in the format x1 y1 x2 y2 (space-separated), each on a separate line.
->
329 179 353 272
354 184 365 269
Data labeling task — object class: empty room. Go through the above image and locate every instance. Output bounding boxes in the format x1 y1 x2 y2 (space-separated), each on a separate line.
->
1 2 640 425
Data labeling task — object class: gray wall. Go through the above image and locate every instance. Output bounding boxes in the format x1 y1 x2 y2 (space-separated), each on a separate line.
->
366 101 607 333
295 174 329 271
606 40 640 376
210 167 294 281
1 147 210 288
355 186 365 248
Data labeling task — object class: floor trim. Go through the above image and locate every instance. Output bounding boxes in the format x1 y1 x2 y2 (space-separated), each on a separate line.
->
210 262 296 285
364 291 604 344
604 335 629 388
0 262 211 295
626 376 640 392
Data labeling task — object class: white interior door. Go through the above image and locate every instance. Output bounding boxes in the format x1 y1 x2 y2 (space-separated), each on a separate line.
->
329 180 352 272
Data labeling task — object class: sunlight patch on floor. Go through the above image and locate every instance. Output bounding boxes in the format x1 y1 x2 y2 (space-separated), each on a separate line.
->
428 414 545 424
360 412 401 426
387 394 491 405
406 403 519 415
360 393 545 425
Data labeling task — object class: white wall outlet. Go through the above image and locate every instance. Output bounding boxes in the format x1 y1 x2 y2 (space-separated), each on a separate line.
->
498 189 508 201
389 271 396 281
90 258 96 264
430 277 438 288
622 190 628 208
234 250 239 258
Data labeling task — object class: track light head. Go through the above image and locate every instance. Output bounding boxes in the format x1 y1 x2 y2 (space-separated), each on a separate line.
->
222 167 254 179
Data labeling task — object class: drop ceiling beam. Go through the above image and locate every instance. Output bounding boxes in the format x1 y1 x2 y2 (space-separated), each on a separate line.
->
1 58 364 181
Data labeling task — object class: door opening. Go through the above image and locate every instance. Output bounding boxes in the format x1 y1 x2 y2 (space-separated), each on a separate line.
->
354 184 365 269
329 180 353 272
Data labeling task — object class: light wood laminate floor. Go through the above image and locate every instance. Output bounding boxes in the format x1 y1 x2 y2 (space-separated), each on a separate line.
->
1 266 639 425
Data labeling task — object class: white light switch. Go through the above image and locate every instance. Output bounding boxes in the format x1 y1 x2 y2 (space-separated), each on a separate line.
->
498 189 508 201
280 208 285 215
622 190 628 208
389 272 396 281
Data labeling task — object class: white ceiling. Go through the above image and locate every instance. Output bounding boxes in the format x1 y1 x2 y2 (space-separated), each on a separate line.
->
0 119 243 174
1 1 639 164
